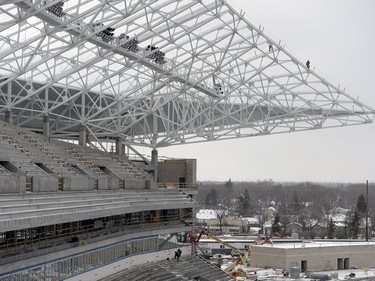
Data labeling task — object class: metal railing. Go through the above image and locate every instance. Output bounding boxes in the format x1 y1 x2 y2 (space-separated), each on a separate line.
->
158 182 198 189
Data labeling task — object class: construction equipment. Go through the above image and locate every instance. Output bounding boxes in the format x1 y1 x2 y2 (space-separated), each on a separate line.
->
190 230 248 272
212 74 224 95
258 236 274 245
258 232 282 245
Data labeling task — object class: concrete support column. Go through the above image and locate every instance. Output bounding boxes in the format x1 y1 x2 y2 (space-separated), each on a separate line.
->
5 110 13 124
344 258 349 269
79 125 87 146
43 115 50 139
115 137 123 156
154 210 161 222
151 149 158 182
191 206 197 255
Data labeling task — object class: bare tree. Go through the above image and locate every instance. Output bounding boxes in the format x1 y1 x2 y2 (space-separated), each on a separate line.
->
214 207 227 235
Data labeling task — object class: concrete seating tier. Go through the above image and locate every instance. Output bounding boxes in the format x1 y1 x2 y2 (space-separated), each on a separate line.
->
0 121 153 192
0 189 184 206
66 143 148 180
0 127 89 178
0 189 194 231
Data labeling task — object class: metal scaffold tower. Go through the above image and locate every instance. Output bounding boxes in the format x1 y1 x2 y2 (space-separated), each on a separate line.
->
0 0 374 150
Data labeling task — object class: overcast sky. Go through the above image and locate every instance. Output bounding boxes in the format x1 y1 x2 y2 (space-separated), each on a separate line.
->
158 0 375 183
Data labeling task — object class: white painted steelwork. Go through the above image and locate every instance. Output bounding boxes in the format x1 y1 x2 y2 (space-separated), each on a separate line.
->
0 0 373 149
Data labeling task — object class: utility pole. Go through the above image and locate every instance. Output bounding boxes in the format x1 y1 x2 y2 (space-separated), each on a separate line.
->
365 180 369 241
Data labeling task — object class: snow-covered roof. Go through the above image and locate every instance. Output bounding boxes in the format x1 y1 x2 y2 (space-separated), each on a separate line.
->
267 206 277 212
333 207 350 215
243 217 259 224
196 209 218 220
286 222 303 227
331 214 347 223
257 241 375 249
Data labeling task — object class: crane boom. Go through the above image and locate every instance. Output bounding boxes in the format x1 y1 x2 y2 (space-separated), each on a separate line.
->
190 230 248 272
204 232 246 256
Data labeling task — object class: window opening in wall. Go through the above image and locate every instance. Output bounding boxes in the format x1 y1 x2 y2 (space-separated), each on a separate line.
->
179 177 186 188
99 166 110 175
25 176 33 192
338 258 344 270
58 178 63 191
35 162 54 174
301 260 307 272
0 161 18 173
118 179 124 189
71 165 86 175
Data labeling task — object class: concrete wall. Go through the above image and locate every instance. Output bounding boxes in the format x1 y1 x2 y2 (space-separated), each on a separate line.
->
31 176 59 192
251 243 375 272
0 175 25 193
250 246 287 269
96 177 109 190
107 176 121 190
125 178 146 189
158 159 196 185
63 177 90 191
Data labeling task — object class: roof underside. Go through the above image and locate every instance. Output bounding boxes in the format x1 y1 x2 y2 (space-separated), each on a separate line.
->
0 0 373 148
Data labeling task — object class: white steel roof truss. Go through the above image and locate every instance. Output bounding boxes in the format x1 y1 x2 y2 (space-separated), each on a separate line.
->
0 0 372 149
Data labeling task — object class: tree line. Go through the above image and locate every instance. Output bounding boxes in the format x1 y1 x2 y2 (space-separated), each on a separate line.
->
198 180 375 238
